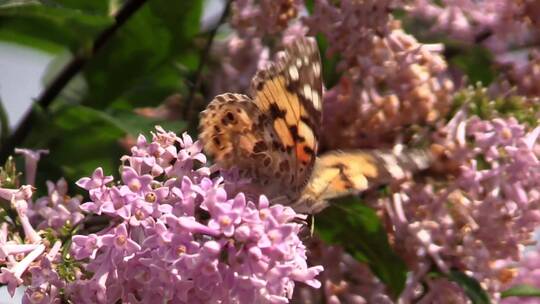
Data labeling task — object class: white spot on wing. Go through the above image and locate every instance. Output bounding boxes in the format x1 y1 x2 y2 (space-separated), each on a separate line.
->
313 62 321 76
380 154 405 179
312 92 321 110
289 65 299 81
303 84 312 100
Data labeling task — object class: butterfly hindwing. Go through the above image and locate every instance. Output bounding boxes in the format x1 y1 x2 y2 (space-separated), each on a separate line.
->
293 149 433 213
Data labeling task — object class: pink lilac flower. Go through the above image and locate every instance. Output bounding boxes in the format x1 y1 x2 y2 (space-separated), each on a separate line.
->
299 0 455 150
14 149 48 186
292 238 392 304
67 127 323 303
376 115 540 301
12 198 42 244
496 50 540 98
408 0 540 54
0 244 45 296
22 241 64 304
320 26 454 150
231 0 303 37
208 35 270 98
304 0 398 64
0 184 33 201
31 178 84 230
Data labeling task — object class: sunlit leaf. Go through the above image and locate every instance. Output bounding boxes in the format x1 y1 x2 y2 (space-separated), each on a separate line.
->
502 284 540 298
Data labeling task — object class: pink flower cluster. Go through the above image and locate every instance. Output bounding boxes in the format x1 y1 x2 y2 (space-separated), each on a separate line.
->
0 148 82 304
30 178 84 231
292 238 392 304
319 26 454 150
379 115 540 300
0 127 322 303
67 127 322 303
209 35 269 97
231 0 302 36
408 0 540 53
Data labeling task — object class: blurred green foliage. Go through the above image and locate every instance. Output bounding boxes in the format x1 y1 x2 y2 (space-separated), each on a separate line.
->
0 0 203 184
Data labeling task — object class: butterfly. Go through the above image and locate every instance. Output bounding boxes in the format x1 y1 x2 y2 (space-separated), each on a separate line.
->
199 37 432 214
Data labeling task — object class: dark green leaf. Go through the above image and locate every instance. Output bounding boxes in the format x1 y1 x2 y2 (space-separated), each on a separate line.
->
0 97 9 144
0 3 113 52
81 0 203 108
447 270 491 304
502 284 540 298
148 0 203 49
52 0 110 15
316 34 341 89
32 105 125 182
315 196 408 298
94 108 186 137
107 65 189 110
449 44 495 85
304 0 314 14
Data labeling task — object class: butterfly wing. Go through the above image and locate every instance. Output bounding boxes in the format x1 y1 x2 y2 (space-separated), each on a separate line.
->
292 149 433 213
250 37 323 199
199 37 323 202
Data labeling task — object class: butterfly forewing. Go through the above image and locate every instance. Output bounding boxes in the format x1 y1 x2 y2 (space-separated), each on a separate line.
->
250 37 323 197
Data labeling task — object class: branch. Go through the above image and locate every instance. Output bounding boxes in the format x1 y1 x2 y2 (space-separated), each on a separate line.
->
184 0 232 130
0 0 148 163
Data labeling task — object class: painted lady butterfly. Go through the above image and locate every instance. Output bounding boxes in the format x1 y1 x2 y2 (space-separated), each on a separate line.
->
200 37 431 214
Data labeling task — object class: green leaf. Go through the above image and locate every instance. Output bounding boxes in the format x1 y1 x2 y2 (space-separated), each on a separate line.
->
81 0 203 108
316 34 341 89
448 44 495 85
52 0 110 15
33 105 125 182
0 97 9 144
304 0 314 14
78 106 186 137
0 3 113 52
502 284 540 298
315 196 408 298
148 0 203 48
447 270 491 304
